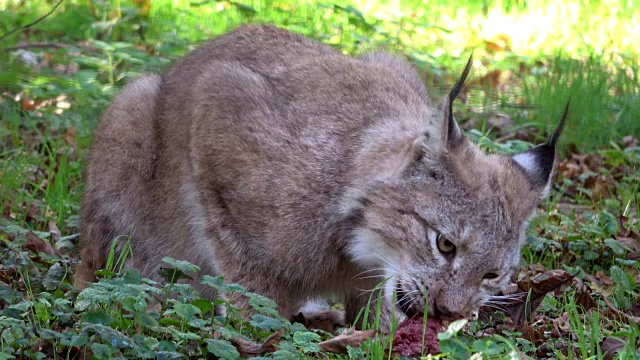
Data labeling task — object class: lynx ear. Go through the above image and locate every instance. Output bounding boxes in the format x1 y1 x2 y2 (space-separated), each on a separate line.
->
512 99 570 196
441 53 473 149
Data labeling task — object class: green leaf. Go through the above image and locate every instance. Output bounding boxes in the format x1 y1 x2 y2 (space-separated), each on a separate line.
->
159 317 182 327
91 343 112 359
605 238 630 255
1 328 16 346
158 268 193 283
293 331 321 353
82 310 114 325
610 265 633 289
187 318 206 329
215 326 244 340
85 323 136 349
38 329 66 341
34 302 51 323
615 258 637 266
248 294 278 316
162 257 200 273
158 340 178 352
438 319 468 340
43 262 67 290
583 250 599 261
191 298 214 314
9 301 33 312
173 302 201 320
206 339 240 360
201 275 247 295
168 328 201 341
133 310 159 328
250 314 283 331
156 351 183 360
69 333 89 347
124 269 143 284
272 349 299 360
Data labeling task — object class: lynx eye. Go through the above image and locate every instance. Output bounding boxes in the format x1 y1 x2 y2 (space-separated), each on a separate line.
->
483 272 500 280
436 233 456 254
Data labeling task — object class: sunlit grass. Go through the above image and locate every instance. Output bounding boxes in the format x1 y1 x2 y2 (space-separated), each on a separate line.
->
2 0 637 150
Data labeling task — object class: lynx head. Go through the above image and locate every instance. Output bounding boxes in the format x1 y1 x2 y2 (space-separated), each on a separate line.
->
346 55 569 320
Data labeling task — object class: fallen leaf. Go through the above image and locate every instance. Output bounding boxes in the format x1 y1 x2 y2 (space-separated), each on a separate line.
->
48 221 62 242
525 269 574 295
601 337 626 360
64 125 77 150
25 232 59 256
595 271 614 285
622 135 638 149
591 174 615 201
485 269 574 326
601 294 640 326
319 328 376 355
573 278 595 312
26 202 41 222
503 283 518 295
231 330 283 358
2 202 12 219
551 312 570 338
616 236 640 251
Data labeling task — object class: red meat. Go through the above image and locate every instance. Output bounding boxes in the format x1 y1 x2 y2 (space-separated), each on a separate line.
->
391 316 441 357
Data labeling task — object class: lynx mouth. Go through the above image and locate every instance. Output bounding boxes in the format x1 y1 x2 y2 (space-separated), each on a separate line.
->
396 284 419 318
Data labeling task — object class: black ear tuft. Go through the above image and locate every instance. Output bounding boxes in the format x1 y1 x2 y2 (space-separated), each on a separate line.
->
449 53 473 103
445 53 473 148
512 98 570 190
546 96 570 148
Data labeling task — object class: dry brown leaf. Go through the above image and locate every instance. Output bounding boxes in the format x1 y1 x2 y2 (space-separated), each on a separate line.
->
551 312 570 338
617 236 640 251
622 135 638 149
318 328 376 354
26 202 41 222
25 232 59 256
601 294 640 325
520 323 546 344
573 278 596 312
591 174 615 201
48 221 61 242
595 271 614 285
231 330 283 358
2 202 13 219
601 337 626 360
484 269 574 326
64 126 77 149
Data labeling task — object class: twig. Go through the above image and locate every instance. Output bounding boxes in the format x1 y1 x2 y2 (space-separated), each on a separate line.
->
601 295 640 325
0 0 65 43
3 42 69 51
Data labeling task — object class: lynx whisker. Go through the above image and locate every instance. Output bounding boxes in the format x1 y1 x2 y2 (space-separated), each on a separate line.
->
481 303 512 315
376 256 411 279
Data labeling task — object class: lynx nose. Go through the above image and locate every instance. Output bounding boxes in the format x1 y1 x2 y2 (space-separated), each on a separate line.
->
432 299 465 321
432 301 454 320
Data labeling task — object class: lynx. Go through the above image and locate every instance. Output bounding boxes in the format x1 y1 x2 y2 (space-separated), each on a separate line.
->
75 25 567 329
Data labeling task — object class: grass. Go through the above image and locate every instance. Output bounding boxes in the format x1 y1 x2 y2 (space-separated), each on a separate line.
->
0 0 639 358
